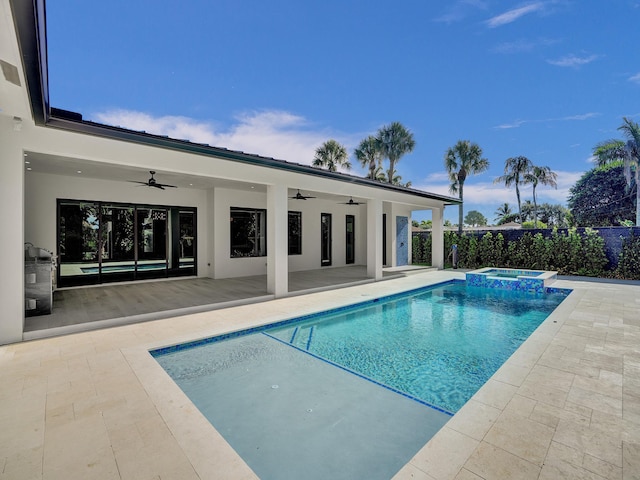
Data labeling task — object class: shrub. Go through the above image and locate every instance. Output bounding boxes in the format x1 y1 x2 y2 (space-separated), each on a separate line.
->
579 228 608 276
617 232 640 280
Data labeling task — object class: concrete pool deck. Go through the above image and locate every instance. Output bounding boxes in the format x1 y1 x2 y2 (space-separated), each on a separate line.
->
1 271 639 479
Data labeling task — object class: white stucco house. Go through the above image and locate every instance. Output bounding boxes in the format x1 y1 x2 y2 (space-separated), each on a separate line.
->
0 0 459 345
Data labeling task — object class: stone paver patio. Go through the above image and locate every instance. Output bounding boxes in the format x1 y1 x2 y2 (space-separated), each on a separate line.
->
1 271 639 479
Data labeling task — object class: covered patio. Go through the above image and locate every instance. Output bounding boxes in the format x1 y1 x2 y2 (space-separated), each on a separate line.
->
25 265 435 340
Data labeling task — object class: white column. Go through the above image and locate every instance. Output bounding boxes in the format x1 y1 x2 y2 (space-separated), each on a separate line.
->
366 198 383 280
266 184 288 296
0 117 25 344
431 206 444 269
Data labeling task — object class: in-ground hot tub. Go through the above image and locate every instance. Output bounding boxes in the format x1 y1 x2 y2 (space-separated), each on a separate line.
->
466 267 557 293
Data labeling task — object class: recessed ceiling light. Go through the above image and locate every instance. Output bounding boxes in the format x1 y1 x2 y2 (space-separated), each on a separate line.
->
77 170 82 174
251 186 255 189
24 160 30 164
23 153 28 157
26 167 32 171
189 183 193 186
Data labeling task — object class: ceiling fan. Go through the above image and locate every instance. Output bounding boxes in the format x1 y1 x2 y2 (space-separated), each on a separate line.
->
290 189 316 200
339 197 362 206
129 171 177 190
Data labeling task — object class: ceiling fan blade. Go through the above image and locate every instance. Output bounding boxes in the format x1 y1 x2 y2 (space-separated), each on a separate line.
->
290 189 316 200
156 183 177 188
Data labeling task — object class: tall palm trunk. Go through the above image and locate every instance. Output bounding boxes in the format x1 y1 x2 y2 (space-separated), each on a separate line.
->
516 184 522 223
387 159 396 184
636 175 640 226
458 182 464 235
532 185 538 228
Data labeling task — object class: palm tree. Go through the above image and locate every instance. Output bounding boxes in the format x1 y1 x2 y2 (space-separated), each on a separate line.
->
444 140 489 234
312 139 351 172
521 200 535 223
593 117 640 225
354 136 382 180
390 173 411 188
494 202 514 224
376 122 415 184
524 165 558 228
372 165 387 182
494 156 533 224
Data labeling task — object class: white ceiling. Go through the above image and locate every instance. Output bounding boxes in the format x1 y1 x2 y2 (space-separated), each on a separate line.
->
23 151 362 202
23 150 267 192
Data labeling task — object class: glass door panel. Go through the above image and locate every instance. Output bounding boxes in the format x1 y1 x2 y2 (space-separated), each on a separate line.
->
136 208 168 279
100 205 135 282
58 201 100 286
179 211 195 269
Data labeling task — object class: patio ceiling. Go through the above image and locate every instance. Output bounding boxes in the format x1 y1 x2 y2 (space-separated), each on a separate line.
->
23 150 368 203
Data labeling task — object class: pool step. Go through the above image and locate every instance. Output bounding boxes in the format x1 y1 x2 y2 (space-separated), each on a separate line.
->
288 325 315 350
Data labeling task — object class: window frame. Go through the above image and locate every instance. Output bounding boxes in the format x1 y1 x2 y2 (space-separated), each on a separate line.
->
230 207 267 258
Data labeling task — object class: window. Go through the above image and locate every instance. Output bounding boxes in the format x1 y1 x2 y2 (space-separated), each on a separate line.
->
288 211 302 255
345 214 355 264
321 213 332 266
230 207 267 257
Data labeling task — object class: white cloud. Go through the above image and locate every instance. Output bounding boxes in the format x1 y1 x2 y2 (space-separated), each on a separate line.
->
547 54 599 67
495 112 599 129
495 119 527 129
561 112 600 121
629 72 640 84
417 169 584 210
492 37 558 54
434 0 487 24
486 2 544 28
92 109 350 166
423 172 451 182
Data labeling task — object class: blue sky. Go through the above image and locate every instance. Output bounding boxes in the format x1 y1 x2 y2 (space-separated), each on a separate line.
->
46 1 640 224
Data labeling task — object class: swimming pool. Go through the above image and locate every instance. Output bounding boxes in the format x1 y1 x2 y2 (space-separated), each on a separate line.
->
152 280 570 479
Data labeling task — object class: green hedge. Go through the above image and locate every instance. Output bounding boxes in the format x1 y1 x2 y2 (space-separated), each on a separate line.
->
413 227 630 278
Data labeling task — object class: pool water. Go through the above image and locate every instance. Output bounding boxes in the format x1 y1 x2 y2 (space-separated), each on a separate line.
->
152 280 569 479
265 281 567 413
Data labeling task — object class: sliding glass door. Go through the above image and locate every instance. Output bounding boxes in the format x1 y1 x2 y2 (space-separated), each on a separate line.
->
57 200 196 287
